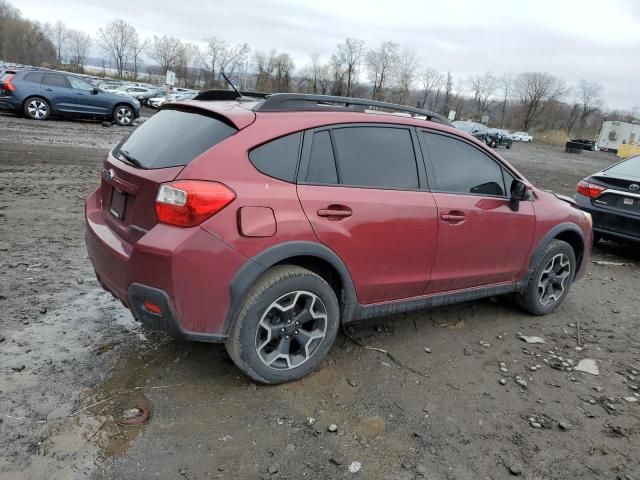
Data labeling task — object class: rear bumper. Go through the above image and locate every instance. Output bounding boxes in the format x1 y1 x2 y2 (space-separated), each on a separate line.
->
0 97 19 112
85 187 250 340
574 193 640 242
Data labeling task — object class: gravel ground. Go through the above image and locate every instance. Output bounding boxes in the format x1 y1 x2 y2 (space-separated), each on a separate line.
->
1 112 639 480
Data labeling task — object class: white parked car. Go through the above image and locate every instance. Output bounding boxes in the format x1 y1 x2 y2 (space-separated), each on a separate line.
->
512 131 533 142
115 86 154 100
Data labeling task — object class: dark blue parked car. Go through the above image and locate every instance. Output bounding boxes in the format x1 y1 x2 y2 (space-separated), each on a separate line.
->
0 69 140 126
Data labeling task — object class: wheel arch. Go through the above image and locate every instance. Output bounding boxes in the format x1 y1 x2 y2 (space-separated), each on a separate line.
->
22 95 50 116
518 222 586 290
225 241 358 334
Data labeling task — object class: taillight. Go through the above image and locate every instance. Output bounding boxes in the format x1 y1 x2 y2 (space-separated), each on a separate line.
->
155 180 235 227
2 74 16 92
576 180 606 198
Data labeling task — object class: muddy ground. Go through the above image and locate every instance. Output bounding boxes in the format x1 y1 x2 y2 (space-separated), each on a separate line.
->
1 112 639 480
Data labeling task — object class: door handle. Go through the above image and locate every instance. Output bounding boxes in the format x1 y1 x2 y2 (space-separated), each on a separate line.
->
317 205 352 219
440 211 466 223
44 88 53 91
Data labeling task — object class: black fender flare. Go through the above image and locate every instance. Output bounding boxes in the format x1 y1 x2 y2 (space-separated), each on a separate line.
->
224 241 358 333
517 222 586 290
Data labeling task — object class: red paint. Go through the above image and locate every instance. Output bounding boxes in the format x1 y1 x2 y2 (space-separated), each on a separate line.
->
86 100 593 337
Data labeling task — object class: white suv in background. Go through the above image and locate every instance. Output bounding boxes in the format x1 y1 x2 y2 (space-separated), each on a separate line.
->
512 132 533 142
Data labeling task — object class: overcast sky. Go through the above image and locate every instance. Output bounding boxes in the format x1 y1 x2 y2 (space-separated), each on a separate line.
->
15 0 640 110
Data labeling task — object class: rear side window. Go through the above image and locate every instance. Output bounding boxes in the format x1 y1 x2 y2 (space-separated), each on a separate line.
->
249 133 302 182
23 72 43 83
117 109 237 169
422 132 506 196
332 127 419 189
306 131 338 184
42 74 68 88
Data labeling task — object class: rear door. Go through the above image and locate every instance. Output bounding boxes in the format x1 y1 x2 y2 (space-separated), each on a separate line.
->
419 130 535 293
41 73 75 113
297 124 439 304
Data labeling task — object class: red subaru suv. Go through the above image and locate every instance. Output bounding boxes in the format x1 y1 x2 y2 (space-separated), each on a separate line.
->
85 92 593 384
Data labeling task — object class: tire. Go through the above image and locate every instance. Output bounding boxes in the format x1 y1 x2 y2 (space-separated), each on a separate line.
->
593 233 602 245
225 265 340 384
515 240 576 316
113 104 134 126
506 143 512 150
23 97 50 120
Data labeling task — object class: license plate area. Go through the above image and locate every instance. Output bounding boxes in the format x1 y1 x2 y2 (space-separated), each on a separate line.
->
109 188 128 220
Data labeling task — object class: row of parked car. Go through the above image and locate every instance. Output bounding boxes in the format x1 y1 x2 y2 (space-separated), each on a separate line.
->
453 120 533 149
97 80 199 108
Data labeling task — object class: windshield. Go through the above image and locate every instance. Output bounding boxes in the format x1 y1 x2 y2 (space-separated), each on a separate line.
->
606 156 640 179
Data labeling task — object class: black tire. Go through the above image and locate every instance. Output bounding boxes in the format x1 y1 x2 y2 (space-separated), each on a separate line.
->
225 265 340 384
113 104 134 126
506 143 512 149
23 97 50 120
593 232 602 245
515 240 576 316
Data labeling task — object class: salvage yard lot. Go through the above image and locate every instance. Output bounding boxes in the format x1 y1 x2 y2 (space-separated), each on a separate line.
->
1 113 639 480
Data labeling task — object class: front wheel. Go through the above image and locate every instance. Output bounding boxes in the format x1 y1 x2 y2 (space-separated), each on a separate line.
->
516 240 576 315
113 105 134 126
226 265 340 384
24 97 50 120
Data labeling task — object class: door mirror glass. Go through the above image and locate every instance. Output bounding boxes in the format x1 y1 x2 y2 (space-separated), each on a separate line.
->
510 179 527 201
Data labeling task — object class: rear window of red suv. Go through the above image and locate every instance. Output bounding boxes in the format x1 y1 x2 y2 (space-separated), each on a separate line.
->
115 108 236 169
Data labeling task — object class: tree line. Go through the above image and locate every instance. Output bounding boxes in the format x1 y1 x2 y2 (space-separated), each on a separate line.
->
0 0 636 133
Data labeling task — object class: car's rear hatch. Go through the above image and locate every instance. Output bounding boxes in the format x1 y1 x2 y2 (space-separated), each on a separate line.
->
100 103 254 244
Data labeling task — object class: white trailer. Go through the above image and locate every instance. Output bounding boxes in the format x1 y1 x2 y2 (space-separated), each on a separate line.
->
596 121 640 153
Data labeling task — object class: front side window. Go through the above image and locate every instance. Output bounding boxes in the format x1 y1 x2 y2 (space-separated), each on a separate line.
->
331 126 419 189
422 132 507 196
67 76 93 91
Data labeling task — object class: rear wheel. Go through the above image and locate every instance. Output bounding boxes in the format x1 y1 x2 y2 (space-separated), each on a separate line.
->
23 97 50 120
226 265 340 384
516 240 576 315
113 105 134 126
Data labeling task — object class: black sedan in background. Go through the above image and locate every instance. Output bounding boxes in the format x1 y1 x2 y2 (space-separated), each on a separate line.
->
574 155 640 243
453 121 491 144
488 128 513 149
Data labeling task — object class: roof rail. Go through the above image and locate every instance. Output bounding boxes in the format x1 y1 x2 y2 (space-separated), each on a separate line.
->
193 89 269 102
253 93 453 126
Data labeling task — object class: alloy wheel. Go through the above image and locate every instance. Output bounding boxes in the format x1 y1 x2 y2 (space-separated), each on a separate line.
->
537 253 571 306
255 291 328 370
116 107 133 125
27 100 48 119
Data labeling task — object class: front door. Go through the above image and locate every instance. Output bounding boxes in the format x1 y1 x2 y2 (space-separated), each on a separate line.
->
297 125 439 304
67 76 110 116
419 131 535 293
40 73 75 114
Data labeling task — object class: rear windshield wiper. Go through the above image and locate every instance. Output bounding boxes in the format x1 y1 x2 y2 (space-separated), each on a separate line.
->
118 149 144 168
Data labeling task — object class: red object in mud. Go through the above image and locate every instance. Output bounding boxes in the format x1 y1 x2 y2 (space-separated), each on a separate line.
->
85 94 592 384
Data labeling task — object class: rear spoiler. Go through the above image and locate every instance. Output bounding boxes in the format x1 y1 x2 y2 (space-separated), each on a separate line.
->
193 89 269 102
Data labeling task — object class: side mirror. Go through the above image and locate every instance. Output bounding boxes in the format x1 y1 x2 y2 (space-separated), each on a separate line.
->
92 87 99 95
509 179 528 211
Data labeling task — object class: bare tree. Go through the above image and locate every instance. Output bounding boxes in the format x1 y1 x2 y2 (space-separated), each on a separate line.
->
578 79 603 128
50 20 68 65
254 50 276 92
499 74 513 128
336 38 365 97
98 19 136 77
68 29 91 70
442 72 453 116
392 47 418 105
129 33 148 80
468 71 498 119
366 41 398 101
419 67 443 110
273 52 294 92
514 72 566 130
149 34 183 73
204 36 250 86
